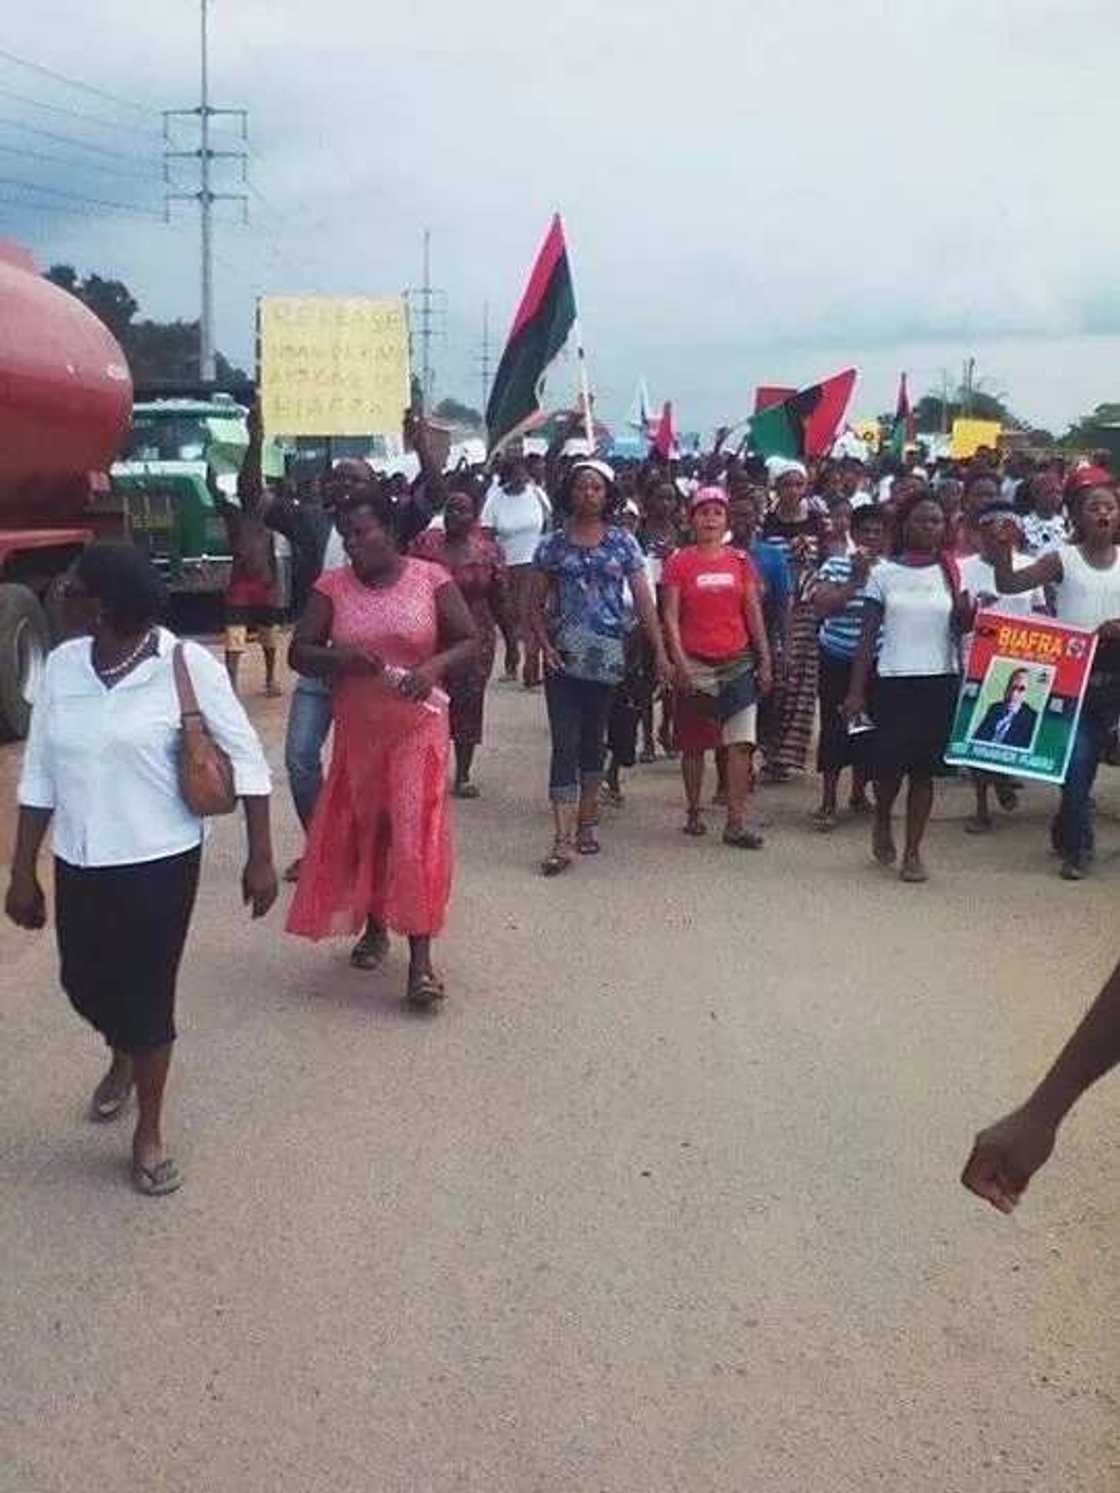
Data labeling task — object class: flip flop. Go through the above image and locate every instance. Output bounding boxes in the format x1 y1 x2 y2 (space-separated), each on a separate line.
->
682 812 707 837
132 1158 181 1197
541 841 573 876
406 971 446 1009
90 1075 133 1122
723 827 765 850
576 826 601 855
350 927 390 970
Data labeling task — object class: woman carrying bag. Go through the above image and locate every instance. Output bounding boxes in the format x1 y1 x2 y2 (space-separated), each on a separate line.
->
4 545 276 1198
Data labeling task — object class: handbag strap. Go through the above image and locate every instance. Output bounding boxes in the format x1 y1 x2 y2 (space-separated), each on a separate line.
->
172 642 204 721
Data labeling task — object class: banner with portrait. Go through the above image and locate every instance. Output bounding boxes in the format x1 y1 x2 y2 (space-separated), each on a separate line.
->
945 610 1098 784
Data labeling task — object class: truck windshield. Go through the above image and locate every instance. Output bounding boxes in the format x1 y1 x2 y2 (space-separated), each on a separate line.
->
123 416 209 462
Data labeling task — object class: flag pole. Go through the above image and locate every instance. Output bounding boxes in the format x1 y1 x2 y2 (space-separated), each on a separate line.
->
573 322 595 449
559 212 596 449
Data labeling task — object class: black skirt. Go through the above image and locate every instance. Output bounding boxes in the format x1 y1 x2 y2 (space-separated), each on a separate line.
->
872 675 957 779
55 845 202 1053
816 649 875 774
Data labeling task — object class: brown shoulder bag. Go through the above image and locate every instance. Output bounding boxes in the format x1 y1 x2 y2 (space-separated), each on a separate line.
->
172 643 237 817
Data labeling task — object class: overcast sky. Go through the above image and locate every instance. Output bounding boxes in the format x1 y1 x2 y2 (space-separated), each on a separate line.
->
3 0 1118 434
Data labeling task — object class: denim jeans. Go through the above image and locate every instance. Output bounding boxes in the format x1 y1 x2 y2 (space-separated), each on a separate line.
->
544 672 614 803
1056 687 1117 862
285 676 333 829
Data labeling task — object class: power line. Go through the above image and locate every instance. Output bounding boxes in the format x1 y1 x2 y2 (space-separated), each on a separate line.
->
0 113 164 165
0 139 166 182
0 192 168 222
0 44 161 119
0 176 164 217
0 82 164 140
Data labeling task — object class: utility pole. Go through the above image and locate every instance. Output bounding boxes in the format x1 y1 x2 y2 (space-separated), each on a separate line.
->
164 0 248 385
405 229 446 413
477 300 492 419
963 356 976 417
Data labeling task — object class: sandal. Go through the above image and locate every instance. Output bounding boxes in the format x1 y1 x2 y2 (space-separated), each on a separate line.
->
723 827 765 850
90 1068 133 1123
452 781 480 800
576 825 601 855
406 970 446 1009
964 815 993 835
810 807 837 833
132 1158 181 1197
350 926 390 970
541 839 574 876
994 780 1019 813
638 746 656 764
872 823 897 866
682 810 707 837
899 857 929 883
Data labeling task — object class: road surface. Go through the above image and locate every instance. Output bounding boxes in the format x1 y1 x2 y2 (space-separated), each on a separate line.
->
2 649 1117 1491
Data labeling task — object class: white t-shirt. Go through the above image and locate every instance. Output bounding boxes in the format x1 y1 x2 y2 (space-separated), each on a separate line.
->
959 553 1046 618
959 552 1047 658
323 524 346 570
479 483 551 567
863 559 958 676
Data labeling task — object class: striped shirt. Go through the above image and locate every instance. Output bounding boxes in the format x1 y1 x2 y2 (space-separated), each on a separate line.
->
815 553 879 660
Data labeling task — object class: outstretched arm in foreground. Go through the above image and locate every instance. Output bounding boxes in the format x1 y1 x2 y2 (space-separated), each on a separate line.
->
961 955 1120 1213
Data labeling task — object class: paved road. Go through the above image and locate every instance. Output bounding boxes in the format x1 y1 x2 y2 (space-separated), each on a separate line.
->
2 651 1118 1492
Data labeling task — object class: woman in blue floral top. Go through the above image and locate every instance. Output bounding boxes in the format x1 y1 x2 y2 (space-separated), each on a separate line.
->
530 459 671 874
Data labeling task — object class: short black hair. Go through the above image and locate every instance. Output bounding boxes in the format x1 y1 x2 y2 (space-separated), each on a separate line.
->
851 504 885 534
337 486 400 539
74 543 167 630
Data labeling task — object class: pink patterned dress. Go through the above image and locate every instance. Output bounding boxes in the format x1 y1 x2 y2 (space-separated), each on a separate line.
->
287 559 453 940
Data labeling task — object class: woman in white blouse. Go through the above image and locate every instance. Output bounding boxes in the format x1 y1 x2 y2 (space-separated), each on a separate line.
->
4 545 277 1197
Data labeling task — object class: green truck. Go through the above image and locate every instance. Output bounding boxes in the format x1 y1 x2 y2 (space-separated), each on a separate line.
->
110 396 251 609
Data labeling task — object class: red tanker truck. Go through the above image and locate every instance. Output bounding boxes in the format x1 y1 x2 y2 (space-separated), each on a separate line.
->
0 239 133 738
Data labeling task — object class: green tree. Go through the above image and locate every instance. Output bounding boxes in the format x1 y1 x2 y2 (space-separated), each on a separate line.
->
434 397 483 429
44 263 248 385
1059 403 1120 454
914 386 1020 434
46 263 137 343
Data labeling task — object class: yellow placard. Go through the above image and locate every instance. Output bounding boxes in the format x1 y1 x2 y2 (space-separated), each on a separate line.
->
259 295 410 438
949 418 1001 460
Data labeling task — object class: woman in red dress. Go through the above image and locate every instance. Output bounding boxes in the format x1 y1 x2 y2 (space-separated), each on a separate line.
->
411 484 512 798
287 491 477 1007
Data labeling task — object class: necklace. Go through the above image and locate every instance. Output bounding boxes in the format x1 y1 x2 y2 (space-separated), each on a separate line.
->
94 630 154 680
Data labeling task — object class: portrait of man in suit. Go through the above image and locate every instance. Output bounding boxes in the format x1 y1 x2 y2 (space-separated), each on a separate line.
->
972 667 1039 749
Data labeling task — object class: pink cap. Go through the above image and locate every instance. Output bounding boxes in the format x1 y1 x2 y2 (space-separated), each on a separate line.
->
690 484 729 513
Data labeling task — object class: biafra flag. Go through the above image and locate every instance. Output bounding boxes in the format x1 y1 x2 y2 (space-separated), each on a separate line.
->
486 215 577 455
748 368 857 460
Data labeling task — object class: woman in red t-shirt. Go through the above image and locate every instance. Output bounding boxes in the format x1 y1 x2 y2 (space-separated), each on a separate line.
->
662 487 773 847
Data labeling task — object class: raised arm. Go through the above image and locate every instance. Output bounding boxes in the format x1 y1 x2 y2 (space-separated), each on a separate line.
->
991 525 1062 595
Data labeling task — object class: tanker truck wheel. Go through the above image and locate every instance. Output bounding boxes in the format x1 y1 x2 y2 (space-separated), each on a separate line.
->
0 584 50 741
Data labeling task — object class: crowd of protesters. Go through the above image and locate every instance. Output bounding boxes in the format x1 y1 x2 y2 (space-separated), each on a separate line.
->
7 402 1120 1199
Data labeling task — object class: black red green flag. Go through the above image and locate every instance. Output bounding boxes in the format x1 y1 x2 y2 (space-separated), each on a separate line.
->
486 215 577 455
748 368 857 460
889 371 914 457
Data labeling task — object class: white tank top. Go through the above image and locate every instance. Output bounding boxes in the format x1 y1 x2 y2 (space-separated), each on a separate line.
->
1056 544 1120 630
